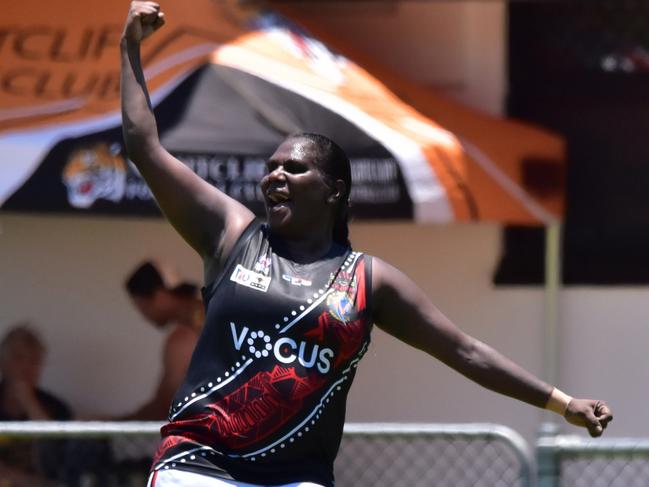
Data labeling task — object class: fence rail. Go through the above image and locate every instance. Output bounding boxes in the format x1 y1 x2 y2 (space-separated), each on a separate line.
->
538 433 649 487
0 420 162 438
6 421 649 487
0 421 532 487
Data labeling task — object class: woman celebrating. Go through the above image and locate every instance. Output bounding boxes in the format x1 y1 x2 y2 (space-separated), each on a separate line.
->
121 3 612 486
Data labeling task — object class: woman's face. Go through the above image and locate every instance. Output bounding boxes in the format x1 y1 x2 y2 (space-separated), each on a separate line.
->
131 289 172 328
260 138 334 238
0 341 43 387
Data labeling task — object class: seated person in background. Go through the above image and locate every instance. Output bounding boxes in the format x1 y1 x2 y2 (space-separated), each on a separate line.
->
120 261 203 420
0 324 72 485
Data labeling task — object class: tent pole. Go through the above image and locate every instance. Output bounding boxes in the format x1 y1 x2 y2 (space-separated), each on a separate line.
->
540 221 562 438
544 222 561 389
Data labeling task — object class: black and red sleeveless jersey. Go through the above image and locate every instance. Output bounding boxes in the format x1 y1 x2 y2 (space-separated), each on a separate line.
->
151 220 373 487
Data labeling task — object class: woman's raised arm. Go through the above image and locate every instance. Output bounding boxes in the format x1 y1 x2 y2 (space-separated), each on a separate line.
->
120 1 254 271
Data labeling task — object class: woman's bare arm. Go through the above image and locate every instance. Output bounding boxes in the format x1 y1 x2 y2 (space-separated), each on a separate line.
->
371 257 613 437
120 1 254 273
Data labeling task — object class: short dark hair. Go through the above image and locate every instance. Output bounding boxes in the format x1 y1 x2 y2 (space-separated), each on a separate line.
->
125 261 197 298
287 132 352 247
125 261 164 298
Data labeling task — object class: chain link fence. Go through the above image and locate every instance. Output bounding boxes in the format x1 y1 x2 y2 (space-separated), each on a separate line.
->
16 422 649 487
0 421 160 487
0 421 532 487
538 432 649 487
337 423 532 487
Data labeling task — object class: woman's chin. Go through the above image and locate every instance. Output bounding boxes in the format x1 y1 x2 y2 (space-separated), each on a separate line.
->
266 205 292 228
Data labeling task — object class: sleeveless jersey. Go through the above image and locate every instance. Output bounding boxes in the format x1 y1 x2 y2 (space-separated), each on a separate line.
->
151 220 373 487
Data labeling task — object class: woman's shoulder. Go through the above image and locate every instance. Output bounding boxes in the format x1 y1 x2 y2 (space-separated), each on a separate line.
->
360 255 407 294
203 217 263 287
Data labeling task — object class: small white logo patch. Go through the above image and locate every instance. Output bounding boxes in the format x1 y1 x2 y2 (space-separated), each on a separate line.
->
231 264 271 292
282 274 312 287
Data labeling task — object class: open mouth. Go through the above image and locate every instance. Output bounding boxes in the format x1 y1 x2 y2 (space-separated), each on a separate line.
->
267 190 290 208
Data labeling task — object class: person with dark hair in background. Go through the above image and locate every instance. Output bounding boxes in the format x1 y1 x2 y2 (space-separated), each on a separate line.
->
122 261 203 421
0 324 72 485
121 3 612 486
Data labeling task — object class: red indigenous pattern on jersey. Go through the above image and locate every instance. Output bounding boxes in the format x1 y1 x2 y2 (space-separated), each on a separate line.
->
160 365 326 450
153 435 189 465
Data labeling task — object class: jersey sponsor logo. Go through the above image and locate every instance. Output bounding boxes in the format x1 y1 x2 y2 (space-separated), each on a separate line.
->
274 337 333 374
282 274 312 287
231 322 333 374
230 264 271 292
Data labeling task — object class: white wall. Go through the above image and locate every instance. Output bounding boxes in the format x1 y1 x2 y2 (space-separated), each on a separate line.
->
0 214 200 417
1 213 638 446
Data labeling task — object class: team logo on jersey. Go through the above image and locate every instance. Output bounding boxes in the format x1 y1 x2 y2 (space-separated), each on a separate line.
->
327 291 354 323
282 274 312 287
62 143 127 209
231 264 271 292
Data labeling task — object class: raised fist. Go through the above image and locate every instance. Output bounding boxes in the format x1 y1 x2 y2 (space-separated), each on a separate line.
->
123 1 165 43
564 399 613 438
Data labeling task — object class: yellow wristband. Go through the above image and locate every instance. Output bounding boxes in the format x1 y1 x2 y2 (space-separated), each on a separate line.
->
545 387 573 416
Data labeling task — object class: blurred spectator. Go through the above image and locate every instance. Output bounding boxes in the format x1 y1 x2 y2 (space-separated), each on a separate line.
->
0 324 71 485
120 261 203 420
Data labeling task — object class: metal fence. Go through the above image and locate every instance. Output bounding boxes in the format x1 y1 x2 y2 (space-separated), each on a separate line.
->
0 421 532 487
337 423 532 487
12 421 649 487
0 421 161 487
538 433 649 487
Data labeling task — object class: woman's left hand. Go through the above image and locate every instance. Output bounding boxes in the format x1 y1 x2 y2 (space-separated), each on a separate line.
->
564 399 613 437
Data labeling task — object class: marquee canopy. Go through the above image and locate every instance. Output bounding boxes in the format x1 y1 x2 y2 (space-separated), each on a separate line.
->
0 0 564 223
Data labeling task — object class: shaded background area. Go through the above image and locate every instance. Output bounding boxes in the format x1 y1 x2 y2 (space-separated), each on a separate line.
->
497 1 649 285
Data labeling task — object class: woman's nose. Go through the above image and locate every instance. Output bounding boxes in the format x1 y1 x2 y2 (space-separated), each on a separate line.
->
268 165 287 181
261 167 285 191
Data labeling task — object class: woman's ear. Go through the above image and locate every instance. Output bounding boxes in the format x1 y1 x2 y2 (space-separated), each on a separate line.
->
327 179 346 204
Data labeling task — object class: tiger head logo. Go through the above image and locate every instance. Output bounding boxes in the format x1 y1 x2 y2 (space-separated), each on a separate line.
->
62 143 127 209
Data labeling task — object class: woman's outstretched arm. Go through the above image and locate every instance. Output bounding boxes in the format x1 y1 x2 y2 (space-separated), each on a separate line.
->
120 1 254 273
371 257 613 437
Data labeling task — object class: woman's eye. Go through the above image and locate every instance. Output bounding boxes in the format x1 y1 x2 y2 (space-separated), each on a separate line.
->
265 161 307 174
285 162 307 174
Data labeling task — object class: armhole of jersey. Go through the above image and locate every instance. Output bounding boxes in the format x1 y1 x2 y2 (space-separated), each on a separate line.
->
201 218 263 304
364 254 373 324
